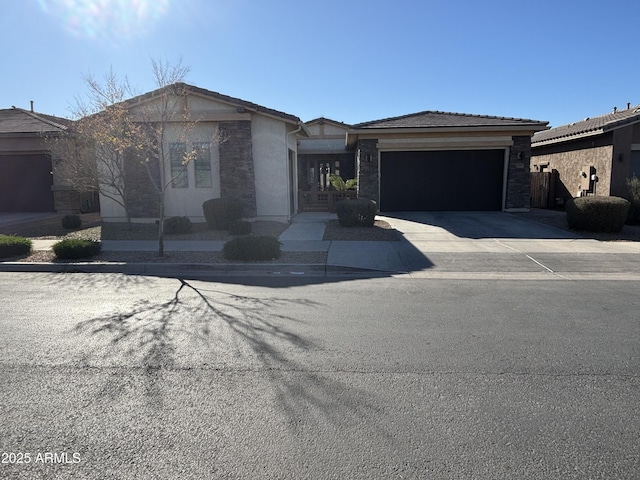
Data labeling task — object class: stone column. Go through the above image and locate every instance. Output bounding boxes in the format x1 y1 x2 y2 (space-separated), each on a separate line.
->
356 139 379 205
219 120 257 217
505 135 532 210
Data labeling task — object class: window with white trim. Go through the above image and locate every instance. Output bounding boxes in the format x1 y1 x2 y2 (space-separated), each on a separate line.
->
170 142 188 188
193 142 212 188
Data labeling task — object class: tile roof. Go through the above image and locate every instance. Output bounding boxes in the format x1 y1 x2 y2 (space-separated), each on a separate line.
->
532 105 640 145
352 110 548 130
0 108 71 134
126 82 302 124
305 117 352 127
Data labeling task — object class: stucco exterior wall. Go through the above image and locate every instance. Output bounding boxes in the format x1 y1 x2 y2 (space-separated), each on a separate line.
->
162 123 221 220
611 124 639 197
532 135 614 198
298 138 347 153
252 115 291 221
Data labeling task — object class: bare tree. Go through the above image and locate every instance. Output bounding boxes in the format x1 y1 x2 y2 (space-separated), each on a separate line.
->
133 59 197 257
53 59 222 255
48 69 143 227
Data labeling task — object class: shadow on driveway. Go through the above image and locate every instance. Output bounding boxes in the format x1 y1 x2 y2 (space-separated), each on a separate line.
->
382 211 582 240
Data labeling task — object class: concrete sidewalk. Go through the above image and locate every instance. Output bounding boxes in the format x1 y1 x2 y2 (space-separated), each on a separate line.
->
7 211 640 278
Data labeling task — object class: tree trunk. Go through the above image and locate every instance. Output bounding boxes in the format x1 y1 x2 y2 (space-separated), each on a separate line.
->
157 195 165 257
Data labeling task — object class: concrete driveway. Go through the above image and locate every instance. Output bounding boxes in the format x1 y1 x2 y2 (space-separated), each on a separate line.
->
0 212 58 229
372 211 640 278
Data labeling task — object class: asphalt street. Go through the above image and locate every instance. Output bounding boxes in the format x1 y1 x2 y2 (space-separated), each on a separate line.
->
1 272 639 479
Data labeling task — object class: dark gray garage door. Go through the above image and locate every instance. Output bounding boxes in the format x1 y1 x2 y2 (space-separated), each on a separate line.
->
0 154 54 212
380 150 504 211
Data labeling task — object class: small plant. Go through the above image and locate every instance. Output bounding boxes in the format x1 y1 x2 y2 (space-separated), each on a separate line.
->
335 198 377 227
329 175 357 191
52 238 101 259
626 176 640 224
566 196 630 232
0 235 32 258
229 220 252 235
222 235 281 261
164 216 192 234
61 214 82 229
202 197 244 230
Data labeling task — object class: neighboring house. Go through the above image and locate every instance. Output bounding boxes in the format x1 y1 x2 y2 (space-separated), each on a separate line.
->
347 111 548 211
0 106 86 213
99 83 309 223
531 104 640 203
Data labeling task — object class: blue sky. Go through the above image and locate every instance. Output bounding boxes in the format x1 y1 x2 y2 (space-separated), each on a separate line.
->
2 0 639 128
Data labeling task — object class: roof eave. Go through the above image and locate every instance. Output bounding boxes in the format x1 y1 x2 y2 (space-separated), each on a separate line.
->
346 124 548 147
532 129 603 148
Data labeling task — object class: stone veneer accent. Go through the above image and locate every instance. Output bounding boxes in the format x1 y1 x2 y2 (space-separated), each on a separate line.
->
504 136 532 210
125 153 160 218
219 120 257 217
356 139 379 204
51 185 80 214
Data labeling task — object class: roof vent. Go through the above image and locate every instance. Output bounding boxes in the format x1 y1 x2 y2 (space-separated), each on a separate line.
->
613 106 618 113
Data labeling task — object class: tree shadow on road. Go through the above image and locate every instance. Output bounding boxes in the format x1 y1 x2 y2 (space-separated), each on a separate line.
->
72 276 389 438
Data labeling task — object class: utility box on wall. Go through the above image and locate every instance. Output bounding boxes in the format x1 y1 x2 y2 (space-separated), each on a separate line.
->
580 165 596 192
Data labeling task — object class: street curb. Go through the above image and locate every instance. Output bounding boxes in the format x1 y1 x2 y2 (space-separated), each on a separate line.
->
0 261 394 277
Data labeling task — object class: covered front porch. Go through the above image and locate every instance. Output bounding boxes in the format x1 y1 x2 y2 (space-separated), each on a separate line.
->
297 152 356 212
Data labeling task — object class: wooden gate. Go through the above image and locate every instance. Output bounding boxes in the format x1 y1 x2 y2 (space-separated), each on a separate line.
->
530 171 558 208
298 190 356 212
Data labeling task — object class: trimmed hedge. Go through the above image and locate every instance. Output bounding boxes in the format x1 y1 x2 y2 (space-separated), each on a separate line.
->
52 239 101 259
0 235 32 258
202 197 244 230
566 196 630 233
626 176 640 224
229 220 252 236
222 235 281 261
335 199 377 227
164 216 192 234
61 214 82 229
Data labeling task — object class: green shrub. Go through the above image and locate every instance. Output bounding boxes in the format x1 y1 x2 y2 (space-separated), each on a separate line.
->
164 216 192 234
0 235 32 258
566 196 630 232
202 197 244 230
229 220 252 235
626 176 640 224
52 238 101 259
329 175 357 191
222 235 281 261
61 214 82 229
335 199 377 227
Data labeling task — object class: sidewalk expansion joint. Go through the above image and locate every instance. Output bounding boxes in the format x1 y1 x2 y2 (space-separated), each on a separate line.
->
493 239 572 280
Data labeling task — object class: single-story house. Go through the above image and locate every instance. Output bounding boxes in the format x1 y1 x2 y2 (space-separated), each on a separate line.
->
531 104 640 203
0 106 87 213
62 82 549 222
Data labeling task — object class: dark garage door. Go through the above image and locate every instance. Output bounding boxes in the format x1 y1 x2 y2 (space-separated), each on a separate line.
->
380 150 504 211
0 154 54 212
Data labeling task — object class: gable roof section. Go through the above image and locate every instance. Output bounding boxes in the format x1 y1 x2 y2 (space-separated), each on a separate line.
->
352 110 548 130
126 82 303 126
532 105 640 146
0 107 71 135
305 117 352 128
